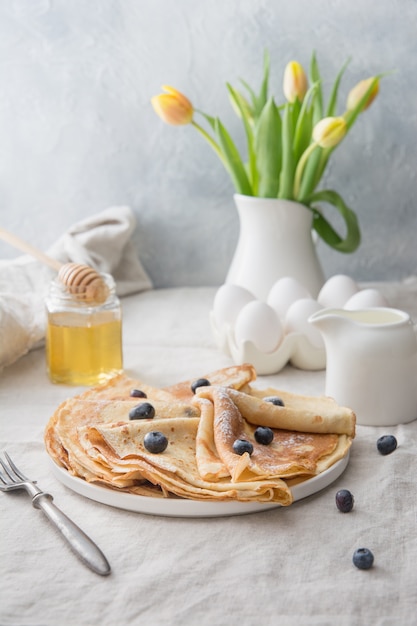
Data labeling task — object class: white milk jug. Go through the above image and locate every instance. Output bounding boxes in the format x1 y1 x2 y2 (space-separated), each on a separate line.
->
309 307 417 426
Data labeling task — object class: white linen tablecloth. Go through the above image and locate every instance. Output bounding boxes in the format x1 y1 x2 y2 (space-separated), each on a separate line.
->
1 279 417 626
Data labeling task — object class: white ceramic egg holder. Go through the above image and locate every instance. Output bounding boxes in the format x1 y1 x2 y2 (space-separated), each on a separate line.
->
210 275 388 375
210 313 326 375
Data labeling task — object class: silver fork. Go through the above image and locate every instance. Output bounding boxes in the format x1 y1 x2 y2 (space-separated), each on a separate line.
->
0 452 111 576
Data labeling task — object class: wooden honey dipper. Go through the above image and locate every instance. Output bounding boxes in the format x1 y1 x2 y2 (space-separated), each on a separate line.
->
0 227 109 304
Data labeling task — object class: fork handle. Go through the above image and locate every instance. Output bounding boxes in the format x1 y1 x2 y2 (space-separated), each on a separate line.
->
32 493 111 576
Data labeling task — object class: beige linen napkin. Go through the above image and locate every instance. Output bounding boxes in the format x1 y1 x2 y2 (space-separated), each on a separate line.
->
0 206 152 370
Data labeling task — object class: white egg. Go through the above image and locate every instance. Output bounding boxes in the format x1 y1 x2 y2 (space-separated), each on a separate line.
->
344 288 388 310
235 301 283 353
267 277 311 321
213 284 255 327
317 274 359 308
285 298 324 348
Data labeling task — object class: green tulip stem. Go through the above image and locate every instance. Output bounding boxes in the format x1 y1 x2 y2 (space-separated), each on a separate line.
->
191 120 229 169
293 142 318 199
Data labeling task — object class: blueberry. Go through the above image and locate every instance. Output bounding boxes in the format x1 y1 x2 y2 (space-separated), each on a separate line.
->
377 435 397 455
352 548 374 570
191 378 211 394
335 489 354 513
264 396 285 407
143 431 168 454
130 389 147 398
129 402 155 420
232 439 254 456
254 426 274 445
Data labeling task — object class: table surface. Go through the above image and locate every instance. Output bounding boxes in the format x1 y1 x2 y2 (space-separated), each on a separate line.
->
1 278 417 626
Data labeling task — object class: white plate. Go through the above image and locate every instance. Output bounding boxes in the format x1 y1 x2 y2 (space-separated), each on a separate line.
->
50 453 349 518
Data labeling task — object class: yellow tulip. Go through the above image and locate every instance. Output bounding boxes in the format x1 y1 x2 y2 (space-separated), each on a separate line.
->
347 77 379 111
283 61 308 103
313 116 347 148
151 85 193 126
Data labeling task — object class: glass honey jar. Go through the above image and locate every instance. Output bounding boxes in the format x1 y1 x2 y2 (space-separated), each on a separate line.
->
45 273 123 386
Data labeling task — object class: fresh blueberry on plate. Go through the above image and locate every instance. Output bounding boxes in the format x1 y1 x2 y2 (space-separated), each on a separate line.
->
232 439 254 456
129 402 155 420
264 396 285 406
130 389 147 398
254 426 274 445
191 378 211 394
143 431 168 454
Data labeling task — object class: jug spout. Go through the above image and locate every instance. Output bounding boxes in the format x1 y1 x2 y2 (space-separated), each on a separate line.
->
308 308 351 335
308 306 412 335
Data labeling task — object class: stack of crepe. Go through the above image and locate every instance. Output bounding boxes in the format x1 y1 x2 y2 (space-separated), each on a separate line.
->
45 364 355 506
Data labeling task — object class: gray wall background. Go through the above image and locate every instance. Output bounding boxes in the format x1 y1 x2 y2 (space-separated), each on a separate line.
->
0 0 416 288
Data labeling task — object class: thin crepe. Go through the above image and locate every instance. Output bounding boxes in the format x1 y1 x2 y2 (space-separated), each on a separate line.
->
78 418 293 504
193 386 351 482
228 387 356 436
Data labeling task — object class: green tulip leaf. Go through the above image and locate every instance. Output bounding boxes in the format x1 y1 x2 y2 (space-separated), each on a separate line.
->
255 97 282 197
257 50 270 116
278 103 294 199
227 85 254 124
326 58 351 116
214 118 253 195
197 111 217 131
293 81 319 160
240 50 270 122
310 51 323 124
240 79 257 113
291 98 301 130
296 144 322 201
227 83 257 192
306 189 361 252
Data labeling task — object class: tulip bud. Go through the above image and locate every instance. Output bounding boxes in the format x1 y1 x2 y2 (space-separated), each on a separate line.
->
151 85 193 126
283 61 308 103
313 116 347 148
347 77 379 111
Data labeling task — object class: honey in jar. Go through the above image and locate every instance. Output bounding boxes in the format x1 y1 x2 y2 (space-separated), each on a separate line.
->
46 273 123 385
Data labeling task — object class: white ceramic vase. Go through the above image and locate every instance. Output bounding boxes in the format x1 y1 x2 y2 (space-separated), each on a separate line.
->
225 194 325 300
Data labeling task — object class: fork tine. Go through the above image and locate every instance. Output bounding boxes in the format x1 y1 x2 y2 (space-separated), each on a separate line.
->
3 452 31 482
0 456 15 482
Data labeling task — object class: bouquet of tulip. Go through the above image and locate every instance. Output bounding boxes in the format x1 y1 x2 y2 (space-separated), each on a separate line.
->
152 52 381 253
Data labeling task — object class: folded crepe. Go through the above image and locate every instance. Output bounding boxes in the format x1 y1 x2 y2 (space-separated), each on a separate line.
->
193 386 353 483
45 397 199 482
77 418 293 504
240 386 355 436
